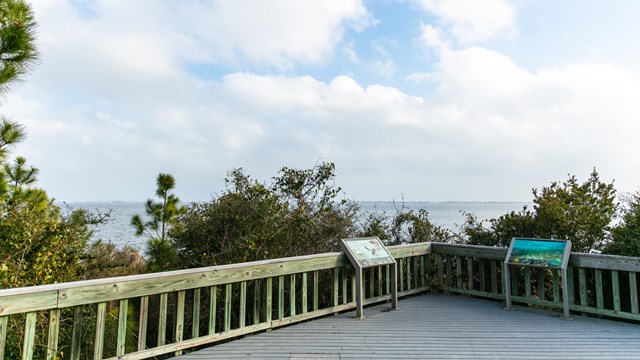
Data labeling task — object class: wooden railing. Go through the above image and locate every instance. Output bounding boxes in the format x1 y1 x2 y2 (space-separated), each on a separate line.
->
0 243 430 360
2 241 639 360
430 243 640 321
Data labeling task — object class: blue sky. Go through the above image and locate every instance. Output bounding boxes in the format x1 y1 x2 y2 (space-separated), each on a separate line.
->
4 0 640 202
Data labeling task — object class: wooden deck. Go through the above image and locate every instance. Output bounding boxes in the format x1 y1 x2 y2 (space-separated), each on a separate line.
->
175 294 640 359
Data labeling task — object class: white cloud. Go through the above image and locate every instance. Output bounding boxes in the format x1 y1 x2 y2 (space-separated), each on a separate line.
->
418 0 516 45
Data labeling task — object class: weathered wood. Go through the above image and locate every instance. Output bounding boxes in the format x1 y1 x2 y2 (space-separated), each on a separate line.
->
630 272 638 314
22 312 37 360
445 255 452 288
302 273 308 313
467 257 474 290
0 316 7 359
253 280 261 324
595 269 604 309
192 288 201 338
278 276 285 319
570 252 640 272
385 264 390 295
138 296 149 351
612 270 621 312
240 281 247 328
368 267 375 297
479 259 486 292
209 286 217 334
70 306 82 360
567 267 575 305
288 275 295 317
455 256 462 289
224 284 232 331
490 260 498 294
537 268 545 300
0 244 422 316
431 243 506 260
46 308 60 360
578 268 588 307
118 299 129 356
158 293 168 345
50 253 350 310
332 268 339 306
94 302 107 360
524 267 531 298
266 278 273 322
312 271 318 311
399 259 405 292
341 269 347 305
377 266 383 295
553 270 560 303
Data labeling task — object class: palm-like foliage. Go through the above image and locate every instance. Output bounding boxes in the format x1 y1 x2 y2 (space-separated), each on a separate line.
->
0 0 38 95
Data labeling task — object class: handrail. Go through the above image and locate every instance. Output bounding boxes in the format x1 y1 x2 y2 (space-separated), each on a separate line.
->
430 242 640 321
0 243 431 360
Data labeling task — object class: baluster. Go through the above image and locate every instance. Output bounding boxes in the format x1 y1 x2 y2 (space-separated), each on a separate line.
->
193 289 201 338
524 267 531 299
612 270 621 312
47 309 60 360
490 260 497 294
479 259 486 292
302 273 308 313
70 306 83 360
254 280 261 324
455 256 462 289
279 276 285 319
289 275 296 316
175 292 185 356
0 315 7 359
240 281 247 327
94 303 106 359
594 270 603 309
138 296 149 351
158 293 168 345
578 268 587 307
266 278 273 322
467 257 474 290
209 286 217 334
630 272 638 315
553 270 560 303
225 284 232 331
23 312 37 360
537 269 545 301
313 271 319 311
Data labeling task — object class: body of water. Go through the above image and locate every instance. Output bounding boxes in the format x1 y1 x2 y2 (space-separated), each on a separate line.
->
64 201 531 253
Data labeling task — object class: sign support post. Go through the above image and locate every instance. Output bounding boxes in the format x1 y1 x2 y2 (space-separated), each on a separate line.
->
504 238 572 320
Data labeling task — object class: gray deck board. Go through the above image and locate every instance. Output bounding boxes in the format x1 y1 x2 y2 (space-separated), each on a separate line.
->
174 294 640 359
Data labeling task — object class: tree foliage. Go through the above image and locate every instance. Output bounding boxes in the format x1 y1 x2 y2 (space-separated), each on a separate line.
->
167 163 357 268
132 173 184 272
461 169 617 253
0 0 38 95
605 191 640 257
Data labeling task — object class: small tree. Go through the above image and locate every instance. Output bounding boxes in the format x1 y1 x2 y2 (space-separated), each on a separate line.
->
132 173 184 272
605 191 640 257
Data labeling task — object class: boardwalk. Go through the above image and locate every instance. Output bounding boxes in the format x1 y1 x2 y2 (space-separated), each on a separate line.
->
176 294 640 359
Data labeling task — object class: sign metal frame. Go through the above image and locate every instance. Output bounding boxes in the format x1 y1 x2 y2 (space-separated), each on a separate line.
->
340 237 398 318
504 237 572 319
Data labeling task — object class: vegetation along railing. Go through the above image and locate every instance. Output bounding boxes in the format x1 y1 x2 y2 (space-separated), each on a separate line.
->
431 243 640 321
0 243 430 360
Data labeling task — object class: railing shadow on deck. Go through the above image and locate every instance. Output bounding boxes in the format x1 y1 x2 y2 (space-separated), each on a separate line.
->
0 241 638 359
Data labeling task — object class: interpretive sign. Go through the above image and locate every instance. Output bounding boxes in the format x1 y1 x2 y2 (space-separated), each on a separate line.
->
506 238 571 269
504 237 572 319
341 237 395 268
340 237 397 318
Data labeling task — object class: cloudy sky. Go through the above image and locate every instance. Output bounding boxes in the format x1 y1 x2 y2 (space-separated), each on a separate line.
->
3 0 640 202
